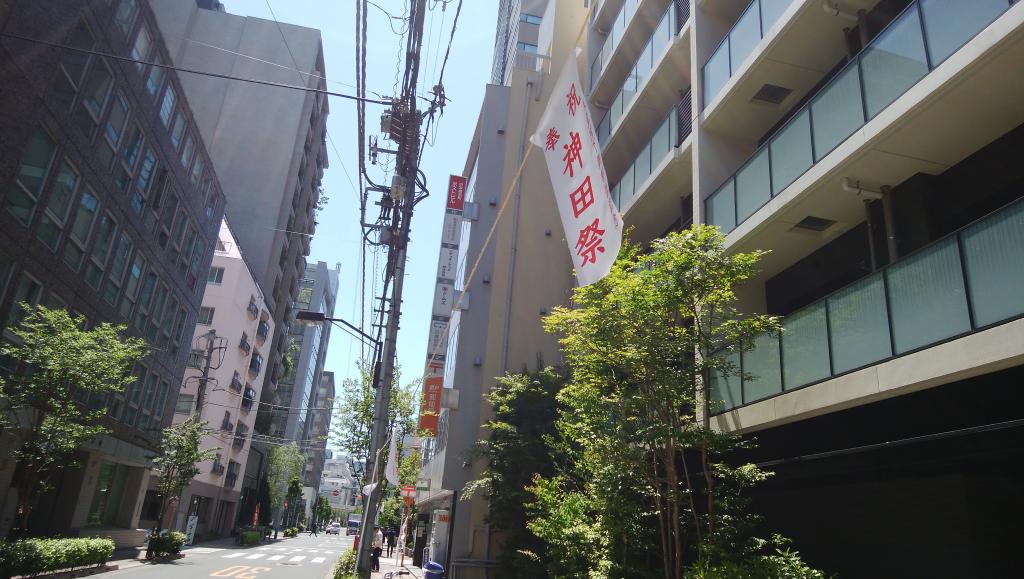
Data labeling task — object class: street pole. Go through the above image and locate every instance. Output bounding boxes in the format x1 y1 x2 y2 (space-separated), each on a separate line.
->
357 1 427 573
194 329 218 415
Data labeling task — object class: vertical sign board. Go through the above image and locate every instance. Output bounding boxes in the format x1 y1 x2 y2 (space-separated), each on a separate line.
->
420 175 467 435
418 376 444 435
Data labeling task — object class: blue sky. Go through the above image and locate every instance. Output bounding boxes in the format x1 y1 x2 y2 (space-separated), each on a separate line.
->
223 1 499 396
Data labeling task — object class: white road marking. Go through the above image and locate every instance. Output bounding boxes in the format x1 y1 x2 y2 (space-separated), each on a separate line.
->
323 550 334 554
312 557 326 563
308 549 319 553
258 546 270 550
245 553 265 559
223 552 245 558
185 547 224 554
275 547 287 551
268 555 285 561
289 555 306 562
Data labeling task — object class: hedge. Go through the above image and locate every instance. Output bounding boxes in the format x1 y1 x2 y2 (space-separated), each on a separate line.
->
240 531 260 546
334 550 357 579
0 537 115 578
148 531 186 558
283 527 298 538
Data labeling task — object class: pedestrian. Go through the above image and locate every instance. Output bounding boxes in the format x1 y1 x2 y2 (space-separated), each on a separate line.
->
371 526 384 571
386 528 396 558
308 523 318 537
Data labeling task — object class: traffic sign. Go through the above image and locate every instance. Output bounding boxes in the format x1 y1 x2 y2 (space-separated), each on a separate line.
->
401 484 415 499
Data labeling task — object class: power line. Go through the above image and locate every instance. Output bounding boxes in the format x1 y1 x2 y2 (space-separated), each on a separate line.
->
0 31 391 104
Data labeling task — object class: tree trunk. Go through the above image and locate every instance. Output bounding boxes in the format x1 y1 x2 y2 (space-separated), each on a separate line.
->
665 441 684 579
700 439 715 557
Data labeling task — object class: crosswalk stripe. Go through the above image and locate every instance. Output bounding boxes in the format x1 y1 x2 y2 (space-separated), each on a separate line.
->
308 549 319 553
312 557 326 564
245 554 265 559
274 547 287 551
323 550 334 554
223 553 245 558
289 555 306 562
268 555 284 561
258 547 270 550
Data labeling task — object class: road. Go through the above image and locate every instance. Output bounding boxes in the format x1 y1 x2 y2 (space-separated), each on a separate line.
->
107 532 354 579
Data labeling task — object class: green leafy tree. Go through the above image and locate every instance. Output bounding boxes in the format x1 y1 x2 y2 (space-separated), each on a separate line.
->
149 416 218 557
0 306 146 536
267 443 305 529
315 495 332 527
543 226 821 578
286 476 303 527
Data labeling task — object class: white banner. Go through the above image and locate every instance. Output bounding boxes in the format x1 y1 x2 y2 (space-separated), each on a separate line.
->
530 49 622 286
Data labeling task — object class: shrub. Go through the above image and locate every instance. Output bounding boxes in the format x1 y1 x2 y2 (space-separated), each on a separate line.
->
283 527 298 538
240 531 260 546
0 537 115 578
149 531 186 558
334 549 357 578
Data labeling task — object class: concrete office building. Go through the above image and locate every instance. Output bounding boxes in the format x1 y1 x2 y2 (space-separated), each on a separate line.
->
169 220 273 538
150 0 329 431
415 1 587 574
586 0 1024 575
0 0 224 545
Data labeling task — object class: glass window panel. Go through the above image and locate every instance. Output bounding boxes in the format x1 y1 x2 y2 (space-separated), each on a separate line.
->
114 0 138 35
861 9 929 119
609 92 623 131
886 237 971 354
704 42 730 107
15 129 57 196
920 0 1006 66
131 26 152 69
708 350 741 407
827 273 892 373
781 302 831 389
61 22 94 86
146 55 164 96
652 112 671 165
653 8 671 57
760 0 792 33
42 160 79 221
68 190 97 243
735 147 770 223
729 2 762 75
170 113 184 148
961 202 1024 327
103 94 129 149
109 233 132 282
742 332 781 402
159 86 176 126
810 64 864 161
120 125 142 169
63 243 85 272
80 62 112 119
91 213 116 265
180 134 195 168
620 163 635 207
635 143 652 191
136 148 157 194
635 40 653 90
706 180 736 233
769 109 812 194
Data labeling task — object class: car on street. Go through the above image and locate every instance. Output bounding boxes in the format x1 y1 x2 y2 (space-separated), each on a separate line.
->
327 522 342 535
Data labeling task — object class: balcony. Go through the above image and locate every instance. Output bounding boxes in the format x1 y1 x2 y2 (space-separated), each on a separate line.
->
590 0 644 92
610 91 693 241
225 473 237 488
249 352 263 377
710 197 1024 415
256 320 270 344
597 1 690 155
247 300 259 318
702 0 796 109
211 461 225 475
238 335 251 355
241 387 256 411
705 0 1019 237
221 418 234 432
233 433 246 449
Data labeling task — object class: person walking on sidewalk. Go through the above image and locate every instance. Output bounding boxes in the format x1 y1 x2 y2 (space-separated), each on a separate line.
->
308 524 318 537
385 528 396 558
371 526 384 571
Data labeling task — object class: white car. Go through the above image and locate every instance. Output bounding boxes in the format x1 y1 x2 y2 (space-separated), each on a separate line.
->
326 522 342 535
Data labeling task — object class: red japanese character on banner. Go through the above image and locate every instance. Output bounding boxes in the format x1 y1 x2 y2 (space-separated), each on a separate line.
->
569 175 595 218
574 218 606 266
544 127 560 151
562 131 583 177
566 83 582 116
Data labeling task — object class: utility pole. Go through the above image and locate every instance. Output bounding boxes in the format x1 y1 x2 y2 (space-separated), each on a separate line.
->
194 329 219 415
357 0 428 573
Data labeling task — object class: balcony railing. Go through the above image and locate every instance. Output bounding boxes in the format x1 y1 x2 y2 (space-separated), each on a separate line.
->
596 2 684 147
610 90 691 210
705 0 1015 235
225 473 237 488
238 336 251 355
241 387 256 411
702 0 794 108
233 434 246 449
590 0 643 90
221 419 234 432
230 375 243 392
256 320 270 343
247 301 259 318
211 461 225 475
710 196 1024 414
249 353 263 376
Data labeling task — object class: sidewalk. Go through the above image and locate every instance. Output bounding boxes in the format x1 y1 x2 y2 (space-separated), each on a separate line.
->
370 553 423 579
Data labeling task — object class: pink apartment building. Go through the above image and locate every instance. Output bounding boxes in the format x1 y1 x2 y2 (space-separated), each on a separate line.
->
170 219 274 538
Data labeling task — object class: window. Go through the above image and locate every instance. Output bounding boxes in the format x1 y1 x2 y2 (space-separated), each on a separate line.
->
207 267 224 284
174 394 194 414
146 54 164 96
115 125 143 194
131 146 157 214
6 273 43 329
36 159 80 251
113 0 138 35
4 129 57 225
169 112 184 149
516 42 539 54
215 239 227 252
519 13 542 24
53 22 95 111
102 232 132 306
84 212 115 289
190 155 204 188
73 60 113 138
180 132 195 169
159 86 176 126
118 253 145 318
62 189 98 271
198 306 214 325
97 93 129 170
130 25 152 71
187 348 203 368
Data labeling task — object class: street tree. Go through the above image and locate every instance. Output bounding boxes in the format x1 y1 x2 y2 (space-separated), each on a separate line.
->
0 305 146 537
149 415 218 557
542 226 822 577
286 476 304 527
267 443 305 531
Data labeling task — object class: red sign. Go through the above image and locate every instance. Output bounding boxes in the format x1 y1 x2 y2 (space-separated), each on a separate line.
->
401 485 415 498
446 175 467 210
418 376 443 435
332 490 340 497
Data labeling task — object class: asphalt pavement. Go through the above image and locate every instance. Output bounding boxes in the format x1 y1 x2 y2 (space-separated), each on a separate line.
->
106 532 353 579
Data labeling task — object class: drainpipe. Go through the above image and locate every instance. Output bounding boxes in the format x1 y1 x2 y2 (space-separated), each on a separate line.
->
879 185 898 263
500 78 534 374
842 178 897 264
